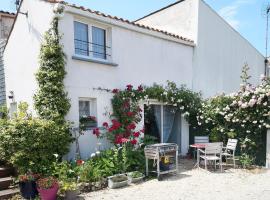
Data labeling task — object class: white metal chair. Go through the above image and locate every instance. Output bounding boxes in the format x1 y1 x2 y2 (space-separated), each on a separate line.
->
199 142 223 171
222 139 238 168
193 136 209 158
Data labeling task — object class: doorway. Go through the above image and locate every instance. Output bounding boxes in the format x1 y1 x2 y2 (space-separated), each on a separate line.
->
144 104 182 153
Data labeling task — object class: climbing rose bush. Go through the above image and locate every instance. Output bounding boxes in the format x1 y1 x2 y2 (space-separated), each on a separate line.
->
197 75 270 164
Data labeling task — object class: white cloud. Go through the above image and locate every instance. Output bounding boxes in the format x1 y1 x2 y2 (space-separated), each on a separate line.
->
218 0 254 30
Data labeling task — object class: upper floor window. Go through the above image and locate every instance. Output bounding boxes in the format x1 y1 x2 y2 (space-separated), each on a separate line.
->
74 21 110 60
74 21 89 56
92 26 106 60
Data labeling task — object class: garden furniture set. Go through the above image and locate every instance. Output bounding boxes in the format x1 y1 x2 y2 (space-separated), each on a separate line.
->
190 138 238 171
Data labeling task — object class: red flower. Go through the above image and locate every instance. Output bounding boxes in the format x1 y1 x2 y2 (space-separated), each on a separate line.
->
76 159 85 166
127 123 136 130
140 128 145 133
123 100 130 109
133 132 140 137
131 139 137 145
103 122 109 128
115 135 123 144
112 89 119 94
137 85 143 92
93 128 100 137
127 111 134 117
126 84 133 91
112 120 121 129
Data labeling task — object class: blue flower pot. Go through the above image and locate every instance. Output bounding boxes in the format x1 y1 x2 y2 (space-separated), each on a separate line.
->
19 181 38 199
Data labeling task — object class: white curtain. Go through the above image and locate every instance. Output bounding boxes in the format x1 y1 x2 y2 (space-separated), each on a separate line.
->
92 26 106 59
153 105 162 140
163 106 176 143
74 21 89 56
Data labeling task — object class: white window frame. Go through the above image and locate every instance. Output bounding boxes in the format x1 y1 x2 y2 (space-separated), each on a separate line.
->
79 98 97 118
73 19 112 62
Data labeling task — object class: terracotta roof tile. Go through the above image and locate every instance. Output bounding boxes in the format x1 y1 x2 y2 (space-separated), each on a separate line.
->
52 1 193 44
0 10 16 16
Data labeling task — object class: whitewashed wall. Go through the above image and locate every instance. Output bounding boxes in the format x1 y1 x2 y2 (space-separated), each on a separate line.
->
59 11 194 159
137 0 265 98
193 0 265 97
4 0 55 112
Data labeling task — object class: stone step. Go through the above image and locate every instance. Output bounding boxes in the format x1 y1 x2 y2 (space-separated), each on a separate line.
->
0 168 14 178
0 177 13 190
0 188 19 199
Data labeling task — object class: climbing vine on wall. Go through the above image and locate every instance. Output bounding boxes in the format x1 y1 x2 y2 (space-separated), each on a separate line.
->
34 6 70 123
94 81 203 145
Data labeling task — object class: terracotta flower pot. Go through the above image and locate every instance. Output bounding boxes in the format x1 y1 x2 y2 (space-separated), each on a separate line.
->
19 181 38 199
38 183 59 200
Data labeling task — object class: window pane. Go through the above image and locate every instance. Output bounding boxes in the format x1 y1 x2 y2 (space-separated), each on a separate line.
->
79 101 90 118
92 26 106 59
74 21 89 56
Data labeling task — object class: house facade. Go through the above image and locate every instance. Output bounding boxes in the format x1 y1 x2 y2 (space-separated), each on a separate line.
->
137 0 266 97
3 0 266 159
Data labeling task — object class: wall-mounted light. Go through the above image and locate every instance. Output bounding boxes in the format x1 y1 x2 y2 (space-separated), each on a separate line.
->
15 0 28 18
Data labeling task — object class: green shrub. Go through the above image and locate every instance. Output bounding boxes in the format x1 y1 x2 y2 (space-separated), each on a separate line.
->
0 117 73 174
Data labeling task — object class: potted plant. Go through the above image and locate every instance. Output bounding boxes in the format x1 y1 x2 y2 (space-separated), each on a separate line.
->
18 173 39 199
37 177 58 200
127 171 144 184
60 179 79 200
108 174 128 189
79 115 97 130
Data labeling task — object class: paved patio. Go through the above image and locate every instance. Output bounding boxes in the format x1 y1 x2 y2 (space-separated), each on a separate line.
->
81 159 270 200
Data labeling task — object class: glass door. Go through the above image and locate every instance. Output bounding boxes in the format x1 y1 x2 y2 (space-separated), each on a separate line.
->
144 104 182 153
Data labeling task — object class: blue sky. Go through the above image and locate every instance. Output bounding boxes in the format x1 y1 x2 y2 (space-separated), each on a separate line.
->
1 0 267 55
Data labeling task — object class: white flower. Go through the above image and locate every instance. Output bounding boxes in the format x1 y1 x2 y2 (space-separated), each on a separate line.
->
91 153 96 158
241 103 248 109
53 154 59 158
163 91 168 96
246 130 251 133
180 106 185 110
220 129 224 133
253 121 257 124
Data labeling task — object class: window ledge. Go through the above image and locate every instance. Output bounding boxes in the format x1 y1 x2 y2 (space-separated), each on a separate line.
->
72 55 118 67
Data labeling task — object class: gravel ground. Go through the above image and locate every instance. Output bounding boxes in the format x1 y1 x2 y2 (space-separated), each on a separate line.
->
81 159 270 200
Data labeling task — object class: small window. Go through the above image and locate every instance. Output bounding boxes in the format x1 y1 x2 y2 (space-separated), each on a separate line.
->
92 26 106 59
74 21 89 56
79 99 97 130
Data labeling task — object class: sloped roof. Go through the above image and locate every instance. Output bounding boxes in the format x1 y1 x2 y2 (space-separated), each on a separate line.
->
53 0 194 43
0 10 16 16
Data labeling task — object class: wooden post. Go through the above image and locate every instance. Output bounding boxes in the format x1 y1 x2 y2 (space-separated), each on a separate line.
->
266 129 270 168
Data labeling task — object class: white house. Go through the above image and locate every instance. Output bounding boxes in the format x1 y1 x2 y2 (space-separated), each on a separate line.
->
137 0 266 97
3 0 265 159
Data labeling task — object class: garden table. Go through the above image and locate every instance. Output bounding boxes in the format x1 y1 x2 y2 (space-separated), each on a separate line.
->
190 144 206 168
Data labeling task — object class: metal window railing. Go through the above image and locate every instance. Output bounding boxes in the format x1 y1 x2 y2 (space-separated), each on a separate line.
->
74 39 111 59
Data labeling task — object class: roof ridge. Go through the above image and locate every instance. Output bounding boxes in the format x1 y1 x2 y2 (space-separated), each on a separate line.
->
134 0 185 22
0 10 16 15
51 1 193 44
